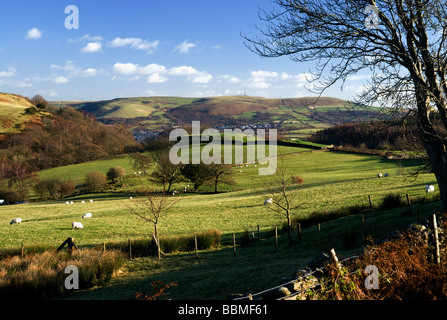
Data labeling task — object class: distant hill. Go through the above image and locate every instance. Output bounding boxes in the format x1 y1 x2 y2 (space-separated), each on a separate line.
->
53 95 382 139
0 92 41 134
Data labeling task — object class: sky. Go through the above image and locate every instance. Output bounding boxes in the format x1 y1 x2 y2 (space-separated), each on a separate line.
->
0 0 367 101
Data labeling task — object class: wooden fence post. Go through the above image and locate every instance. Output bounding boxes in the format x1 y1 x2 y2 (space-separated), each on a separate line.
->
330 248 341 271
361 214 365 242
258 225 261 241
233 232 236 256
368 195 373 211
128 239 132 260
297 222 302 244
275 226 278 252
318 223 321 250
195 234 198 258
433 214 440 265
21 243 24 259
406 194 412 214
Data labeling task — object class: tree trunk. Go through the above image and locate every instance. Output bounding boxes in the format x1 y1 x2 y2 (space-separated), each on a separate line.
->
286 211 292 241
422 140 447 211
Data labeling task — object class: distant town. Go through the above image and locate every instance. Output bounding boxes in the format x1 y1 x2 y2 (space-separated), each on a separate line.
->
132 122 282 142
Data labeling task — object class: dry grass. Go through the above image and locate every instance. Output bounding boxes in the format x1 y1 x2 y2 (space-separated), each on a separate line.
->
0 248 125 299
314 217 447 300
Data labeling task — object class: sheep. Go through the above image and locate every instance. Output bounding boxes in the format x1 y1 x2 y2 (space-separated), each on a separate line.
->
90 199 93 203
264 198 273 205
426 185 435 193
82 212 92 219
72 222 84 229
10 218 22 225
70 201 74 204
384 173 389 177
378 173 383 178
130 196 133 200
81 200 85 204
65 201 70 204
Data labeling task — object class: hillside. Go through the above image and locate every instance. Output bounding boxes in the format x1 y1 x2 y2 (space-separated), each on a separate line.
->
55 96 381 139
0 92 42 134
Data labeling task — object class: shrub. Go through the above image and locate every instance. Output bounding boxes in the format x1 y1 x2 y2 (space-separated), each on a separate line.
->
380 193 404 210
0 249 124 299
317 229 447 300
85 171 107 192
105 229 222 258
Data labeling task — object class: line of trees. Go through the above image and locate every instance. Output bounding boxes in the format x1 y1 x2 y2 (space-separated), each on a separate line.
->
308 119 425 151
145 150 236 193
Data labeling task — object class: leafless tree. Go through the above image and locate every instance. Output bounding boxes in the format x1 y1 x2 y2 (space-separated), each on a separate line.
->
261 158 303 240
244 0 447 210
123 179 180 259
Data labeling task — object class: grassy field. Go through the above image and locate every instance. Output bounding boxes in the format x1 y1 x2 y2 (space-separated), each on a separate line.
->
1 147 438 248
0 92 39 133
0 145 442 299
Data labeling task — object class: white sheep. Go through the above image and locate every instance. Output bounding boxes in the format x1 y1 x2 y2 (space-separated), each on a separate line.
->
10 218 22 225
70 201 74 204
72 222 84 229
378 173 383 178
426 185 435 193
90 199 93 203
81 200 85 204
264 198 273 205
65 201 70 205
82 212 92 219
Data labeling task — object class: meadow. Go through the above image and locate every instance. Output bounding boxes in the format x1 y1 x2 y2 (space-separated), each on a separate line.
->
0 145 438 250
0 144 442 299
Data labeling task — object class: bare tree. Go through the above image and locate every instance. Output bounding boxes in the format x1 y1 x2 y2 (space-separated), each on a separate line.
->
205 162 236 193
244 0 447 210
123 179 180 259
261 159 303 240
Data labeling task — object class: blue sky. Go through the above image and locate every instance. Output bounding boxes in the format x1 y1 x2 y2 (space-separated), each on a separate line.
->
0 0 365 101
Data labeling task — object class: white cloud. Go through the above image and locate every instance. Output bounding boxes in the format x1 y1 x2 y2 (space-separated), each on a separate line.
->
219 74 241 84
191 72 213 84
247 70 279 89
147 73 168 83
25 28 42 40
109 37 159 54
0 67 16 78
82 68 97 77
168 66 212 83
168 66 198 76
113 63 166 76
173 40 196 54
81 42 102 53
113 62 213 84
53 76 68 83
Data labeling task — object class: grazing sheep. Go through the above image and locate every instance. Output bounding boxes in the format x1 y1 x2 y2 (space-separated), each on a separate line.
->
10 218 22 225
426 185 435 193
89 199 93 203
264 198 273 205
384 173 389 177
72 222 84 229
70 201 74 204
130 196 133 200
81 200 85 204
82 212 92 219
65 201 70 204
378 173 383 178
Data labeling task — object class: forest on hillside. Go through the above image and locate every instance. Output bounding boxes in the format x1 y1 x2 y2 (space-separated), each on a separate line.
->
0 105 139 201
308 118 427 151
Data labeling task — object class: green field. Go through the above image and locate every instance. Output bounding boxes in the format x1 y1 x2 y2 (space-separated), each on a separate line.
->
0 145 441 299
1 146 438 249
